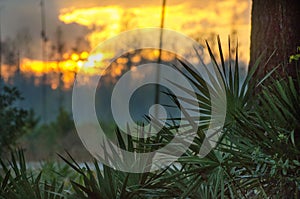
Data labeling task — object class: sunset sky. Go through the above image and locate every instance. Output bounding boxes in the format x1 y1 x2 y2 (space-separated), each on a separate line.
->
0 0 251 88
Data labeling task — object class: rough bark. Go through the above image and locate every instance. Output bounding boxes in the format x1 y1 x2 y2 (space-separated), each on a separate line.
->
249 0 300 79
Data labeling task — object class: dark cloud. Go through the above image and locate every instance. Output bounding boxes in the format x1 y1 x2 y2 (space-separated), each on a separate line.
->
1 0 89 59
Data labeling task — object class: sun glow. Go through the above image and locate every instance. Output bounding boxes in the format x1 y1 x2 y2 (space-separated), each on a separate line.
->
18 51 110 89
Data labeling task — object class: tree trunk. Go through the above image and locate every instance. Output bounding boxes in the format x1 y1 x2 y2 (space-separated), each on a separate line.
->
249 0 300 80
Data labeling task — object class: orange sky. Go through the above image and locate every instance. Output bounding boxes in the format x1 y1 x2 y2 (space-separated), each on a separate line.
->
59 0 251 62
2 0 252 90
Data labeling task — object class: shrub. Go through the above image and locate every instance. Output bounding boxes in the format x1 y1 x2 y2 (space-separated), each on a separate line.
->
0 85 37 155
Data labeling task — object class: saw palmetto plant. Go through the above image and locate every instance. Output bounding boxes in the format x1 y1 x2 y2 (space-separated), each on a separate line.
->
0 150 65 199
1 37 299 198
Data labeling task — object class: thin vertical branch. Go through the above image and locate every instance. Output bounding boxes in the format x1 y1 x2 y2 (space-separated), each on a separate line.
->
154 0 166 118
41 0 48 122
